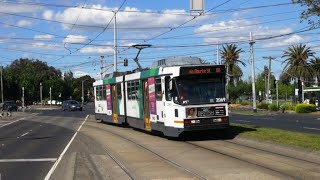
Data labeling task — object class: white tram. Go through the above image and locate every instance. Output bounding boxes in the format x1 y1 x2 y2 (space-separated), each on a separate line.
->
93 57 229 137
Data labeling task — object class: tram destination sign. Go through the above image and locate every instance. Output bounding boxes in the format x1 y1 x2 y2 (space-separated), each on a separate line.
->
180 66 225 75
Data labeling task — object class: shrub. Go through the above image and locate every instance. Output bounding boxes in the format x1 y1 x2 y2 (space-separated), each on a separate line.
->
280 102 294 112
257 102 269 110
268 104 279 111
295 104 317 113
240 101 250 106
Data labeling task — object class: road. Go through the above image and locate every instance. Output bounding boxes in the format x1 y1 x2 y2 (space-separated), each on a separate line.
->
230 111 320 134
1 105 320 179
0 109 88 180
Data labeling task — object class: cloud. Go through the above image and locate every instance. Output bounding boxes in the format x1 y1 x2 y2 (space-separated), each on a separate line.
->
43 10 54 20
34 35 55 40
50 5 197 35
79 47 114 54
0 3 43 13
195 19 294 45
73 70 88 78
63 35 88 43
29 42 63 50
17 20 32 27
263 35 305 48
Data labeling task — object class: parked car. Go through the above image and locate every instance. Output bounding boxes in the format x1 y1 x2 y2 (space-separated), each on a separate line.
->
62 100 82 111
2 100 18 111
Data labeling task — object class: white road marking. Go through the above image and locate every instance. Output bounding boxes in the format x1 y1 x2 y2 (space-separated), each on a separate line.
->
0 117 25 128
21 132 29 137
0 158 57 162
234 120 251 123
44 114 89 180
303 127 320 131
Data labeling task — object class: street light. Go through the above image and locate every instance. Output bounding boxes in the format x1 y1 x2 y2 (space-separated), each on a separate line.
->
82 80 87 105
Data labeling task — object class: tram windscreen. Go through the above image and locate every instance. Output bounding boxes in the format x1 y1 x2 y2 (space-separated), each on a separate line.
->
175 76 226 105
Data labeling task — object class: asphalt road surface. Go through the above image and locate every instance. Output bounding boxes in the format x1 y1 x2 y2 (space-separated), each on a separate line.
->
230 111 320 134
0 108 89 180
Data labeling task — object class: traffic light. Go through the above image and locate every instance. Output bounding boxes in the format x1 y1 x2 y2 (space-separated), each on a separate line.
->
274 80 277 88
124 58 128 66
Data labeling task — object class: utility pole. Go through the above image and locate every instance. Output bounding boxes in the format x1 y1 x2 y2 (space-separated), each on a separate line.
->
263 56 275 104
301 80 305 103
216 40 219 64
100 55 105 79
22 87 25 112
250 32 257 112
40 83 42 107
0 66 3 103
276 80 279 108
113 11 117 72
82 80 87 105
50 87 52 107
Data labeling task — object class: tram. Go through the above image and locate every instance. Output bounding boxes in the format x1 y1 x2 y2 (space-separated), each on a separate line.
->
93 57 229 137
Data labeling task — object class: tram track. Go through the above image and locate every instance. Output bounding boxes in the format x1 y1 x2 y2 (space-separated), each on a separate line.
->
184 141 296 179
87 122 208 180
223 139 320 166
83 116 320 179
184 139 320 179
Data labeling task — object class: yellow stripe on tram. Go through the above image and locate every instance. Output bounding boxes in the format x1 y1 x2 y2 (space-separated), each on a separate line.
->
174 120 184 124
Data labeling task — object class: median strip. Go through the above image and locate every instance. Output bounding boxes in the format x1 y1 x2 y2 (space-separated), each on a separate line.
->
231 123 320 151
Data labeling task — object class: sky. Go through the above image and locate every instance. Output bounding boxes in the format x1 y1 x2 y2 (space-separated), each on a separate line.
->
0 0 318 80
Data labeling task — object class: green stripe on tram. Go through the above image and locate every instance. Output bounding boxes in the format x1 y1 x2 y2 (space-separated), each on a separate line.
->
140 68 159 79
103 78 116 85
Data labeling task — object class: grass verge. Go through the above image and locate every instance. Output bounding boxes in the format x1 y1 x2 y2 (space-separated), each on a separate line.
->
231 109 271 116
231 123 320 151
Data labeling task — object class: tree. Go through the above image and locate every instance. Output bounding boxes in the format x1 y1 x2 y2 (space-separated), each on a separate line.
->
292 0 320 28
4 58 62 104
227 80 251 103
282 44 315 102
62 71 74 100
219 44 246 85
310 57 320 85
73 75 95 102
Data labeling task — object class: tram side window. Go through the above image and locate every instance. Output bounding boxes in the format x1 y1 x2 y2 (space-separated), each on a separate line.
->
127 81 139 101
135 80 140 100
155 77 162 101
127 82 131 100
165 76 172 101
95 85 106 101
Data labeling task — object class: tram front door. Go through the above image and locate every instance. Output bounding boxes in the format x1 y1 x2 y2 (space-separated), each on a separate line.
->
143 80 151 131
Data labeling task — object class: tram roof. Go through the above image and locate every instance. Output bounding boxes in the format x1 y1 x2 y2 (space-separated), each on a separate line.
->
151 56 207 68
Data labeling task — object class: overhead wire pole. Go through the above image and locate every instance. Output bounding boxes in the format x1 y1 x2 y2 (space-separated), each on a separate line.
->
100 55 105 79
0 66 3 103
216 40 219 64
250 32 257 112
113 10 117 72
263 56 275 103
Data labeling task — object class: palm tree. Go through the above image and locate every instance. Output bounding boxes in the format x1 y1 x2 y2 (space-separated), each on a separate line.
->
282 44 315 102
310 57 320 85
219 44 246 85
